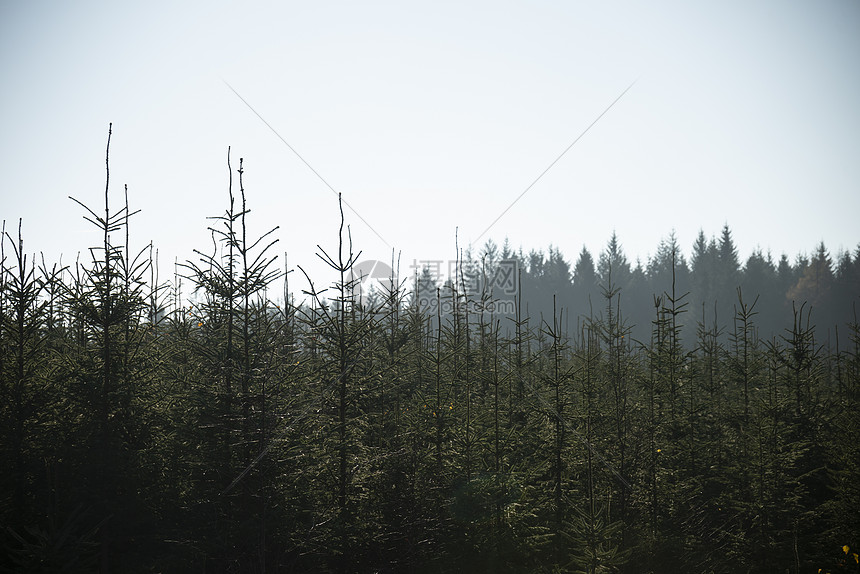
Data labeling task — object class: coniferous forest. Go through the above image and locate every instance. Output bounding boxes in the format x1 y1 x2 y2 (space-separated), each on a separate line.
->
2 131 859 573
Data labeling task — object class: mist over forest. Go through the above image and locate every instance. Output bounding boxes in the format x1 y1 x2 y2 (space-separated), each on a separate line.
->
411 224 858 352
1 135 858 573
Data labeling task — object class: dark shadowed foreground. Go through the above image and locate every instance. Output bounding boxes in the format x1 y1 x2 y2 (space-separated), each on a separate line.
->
1 136 858 573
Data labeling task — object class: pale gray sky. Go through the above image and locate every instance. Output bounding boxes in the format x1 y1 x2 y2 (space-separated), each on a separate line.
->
2 1 859 294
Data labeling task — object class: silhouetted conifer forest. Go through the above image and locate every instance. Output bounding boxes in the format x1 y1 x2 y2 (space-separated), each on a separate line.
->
2 132 859 572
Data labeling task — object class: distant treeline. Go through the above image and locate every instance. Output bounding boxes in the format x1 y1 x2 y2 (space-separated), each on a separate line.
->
1 136 858 572
442 226 859 350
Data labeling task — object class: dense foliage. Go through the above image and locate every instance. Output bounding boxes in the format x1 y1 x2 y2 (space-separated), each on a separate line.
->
2 133 858 572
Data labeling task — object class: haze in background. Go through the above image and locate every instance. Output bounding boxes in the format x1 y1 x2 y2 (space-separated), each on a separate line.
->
2 0 858 295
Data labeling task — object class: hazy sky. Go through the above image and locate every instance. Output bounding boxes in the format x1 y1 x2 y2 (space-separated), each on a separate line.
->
2 1 859 294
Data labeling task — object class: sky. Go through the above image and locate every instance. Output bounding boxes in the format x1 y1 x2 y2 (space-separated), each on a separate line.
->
2 0 859 299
